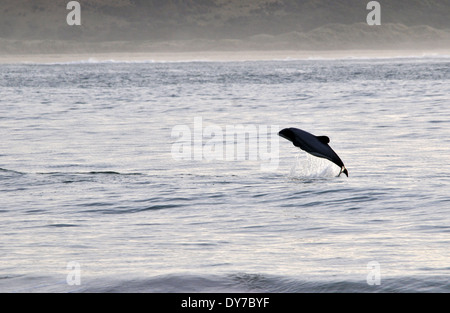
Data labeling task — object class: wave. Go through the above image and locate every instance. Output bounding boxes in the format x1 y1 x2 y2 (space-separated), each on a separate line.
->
4 272 450 293
0 168 26 179
0 167 25 174
22 58 213 66
0 168 145 186
41 58 158 65
13 170 144 176
14 52 450 66
300 54 450 61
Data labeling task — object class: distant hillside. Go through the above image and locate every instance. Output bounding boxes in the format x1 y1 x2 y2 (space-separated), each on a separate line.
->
0 0 449 53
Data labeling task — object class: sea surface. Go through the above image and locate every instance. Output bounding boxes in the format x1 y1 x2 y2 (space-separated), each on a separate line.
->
1 54 450 292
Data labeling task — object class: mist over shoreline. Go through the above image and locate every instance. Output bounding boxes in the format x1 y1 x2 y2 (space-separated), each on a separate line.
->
1 49 449 65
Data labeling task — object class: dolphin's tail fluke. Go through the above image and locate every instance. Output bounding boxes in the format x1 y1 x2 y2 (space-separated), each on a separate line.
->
339 166 348 177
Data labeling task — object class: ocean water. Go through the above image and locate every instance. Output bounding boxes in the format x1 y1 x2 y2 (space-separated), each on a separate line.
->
1 55 450 292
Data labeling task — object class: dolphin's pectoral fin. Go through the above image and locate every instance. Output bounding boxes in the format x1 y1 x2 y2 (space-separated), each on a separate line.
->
316 136 330 144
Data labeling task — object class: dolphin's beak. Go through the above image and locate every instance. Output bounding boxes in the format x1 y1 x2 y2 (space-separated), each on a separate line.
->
278 130 291 141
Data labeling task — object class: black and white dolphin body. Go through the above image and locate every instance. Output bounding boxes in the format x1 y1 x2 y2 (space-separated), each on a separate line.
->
278 127 348 177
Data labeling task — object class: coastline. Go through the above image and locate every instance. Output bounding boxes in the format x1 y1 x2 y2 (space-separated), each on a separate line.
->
1 49 449 64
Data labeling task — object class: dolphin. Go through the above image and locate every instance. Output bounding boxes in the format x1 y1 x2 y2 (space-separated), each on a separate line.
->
278 127 348 177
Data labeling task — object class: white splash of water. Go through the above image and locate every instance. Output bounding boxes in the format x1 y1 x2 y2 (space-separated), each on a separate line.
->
289 152 339 178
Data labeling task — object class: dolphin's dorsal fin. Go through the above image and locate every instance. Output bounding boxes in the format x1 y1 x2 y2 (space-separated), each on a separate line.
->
316 136 330 144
